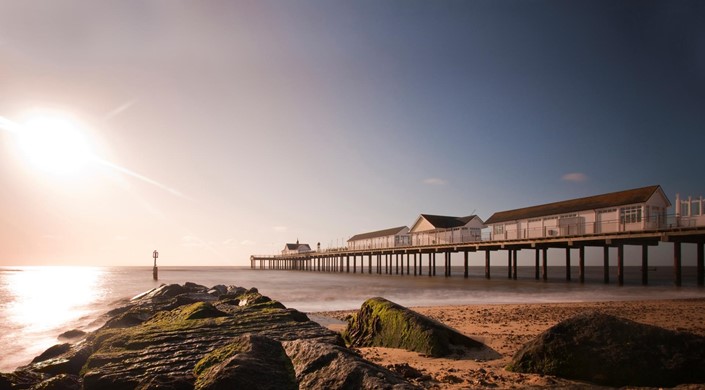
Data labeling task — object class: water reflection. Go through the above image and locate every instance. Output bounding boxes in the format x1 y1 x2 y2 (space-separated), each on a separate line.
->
4 266 104 332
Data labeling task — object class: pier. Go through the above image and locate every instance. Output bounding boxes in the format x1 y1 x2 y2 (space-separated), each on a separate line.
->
251 226 705 287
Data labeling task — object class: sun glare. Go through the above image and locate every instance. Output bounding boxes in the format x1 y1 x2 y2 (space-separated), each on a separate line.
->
16 113 96 175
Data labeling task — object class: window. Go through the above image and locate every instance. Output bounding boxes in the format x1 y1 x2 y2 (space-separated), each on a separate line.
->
560 213 577 219
598 208 616 214
528 218 541 223
620 206 642 224
493 225 504 235
692 201 701 216
681 201 690 217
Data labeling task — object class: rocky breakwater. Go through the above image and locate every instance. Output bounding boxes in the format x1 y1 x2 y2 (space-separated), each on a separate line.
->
0 283 418 390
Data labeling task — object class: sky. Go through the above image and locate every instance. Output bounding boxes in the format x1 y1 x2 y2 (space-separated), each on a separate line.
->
1 1 704 266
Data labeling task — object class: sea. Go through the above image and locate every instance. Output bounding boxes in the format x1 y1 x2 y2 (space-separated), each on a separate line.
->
1 265 703 372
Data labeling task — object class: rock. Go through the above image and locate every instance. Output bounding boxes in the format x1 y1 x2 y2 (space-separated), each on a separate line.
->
31 343 93 376
343 297 483 357
194 334 296 390
226 286 246 295
208 285 228 296
58 329 86 341
283 338 419 389
31 344 71 364
510 311 705 387
387 363 423 379
2 284 417 390
31 374 81 390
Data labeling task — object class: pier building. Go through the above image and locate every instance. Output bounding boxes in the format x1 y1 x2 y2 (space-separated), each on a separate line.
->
281 240 312 255
484 185 670 240
410 214 484 246
347 226 410 250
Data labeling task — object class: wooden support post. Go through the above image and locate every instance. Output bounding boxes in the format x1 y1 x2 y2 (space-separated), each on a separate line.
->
396 254 399 275
406 254 410 275
698 242 704 287
413 253 417 276
617 244 624 286
447 252 451 277
535 249 540 280
507 250 512 279
603 246 610 284
674 242 682 287
512 249 518 280
579 247 585 284
428 253 432 277
353 255 356 273
464 251 469 278
641 244 648 285
565 248 571 281
484 250 491 279
432 252 436 276
346 255 350 273
542 248 548 281
368 254 372 274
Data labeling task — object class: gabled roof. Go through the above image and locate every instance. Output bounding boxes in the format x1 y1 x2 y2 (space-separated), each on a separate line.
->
284 243 311 250
348 226 408 242
418 214 480 229
485 185 669 225
411 214 483 232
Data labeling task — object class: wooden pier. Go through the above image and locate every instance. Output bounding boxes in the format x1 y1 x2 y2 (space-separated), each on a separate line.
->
251 227 705 286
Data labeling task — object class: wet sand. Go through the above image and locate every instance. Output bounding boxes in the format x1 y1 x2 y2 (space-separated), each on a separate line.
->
315 298 705 389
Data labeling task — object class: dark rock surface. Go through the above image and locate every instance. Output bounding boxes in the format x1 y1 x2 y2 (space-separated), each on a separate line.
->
283 338 418 389
343 297 484 357
57 329 86 341
2 283 417 389
510 311 705 387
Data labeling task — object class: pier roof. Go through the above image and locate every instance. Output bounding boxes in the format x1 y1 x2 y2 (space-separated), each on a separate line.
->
419 214 479 229
348 226 409 242
485 185 667 225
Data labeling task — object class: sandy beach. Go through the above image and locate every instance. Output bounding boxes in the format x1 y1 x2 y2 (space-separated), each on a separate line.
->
316 298 705 389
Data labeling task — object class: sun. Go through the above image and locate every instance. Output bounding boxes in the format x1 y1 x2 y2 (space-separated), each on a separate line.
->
15 113 96 175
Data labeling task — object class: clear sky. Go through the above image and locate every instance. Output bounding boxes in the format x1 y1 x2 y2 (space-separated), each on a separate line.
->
1 1 703 266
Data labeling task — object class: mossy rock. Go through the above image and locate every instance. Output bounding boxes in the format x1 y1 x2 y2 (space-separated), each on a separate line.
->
343 297 482 357
510 311 705 387
194 334 297 390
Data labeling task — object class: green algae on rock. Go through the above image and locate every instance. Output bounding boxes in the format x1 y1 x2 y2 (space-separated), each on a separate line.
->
343 297 483 357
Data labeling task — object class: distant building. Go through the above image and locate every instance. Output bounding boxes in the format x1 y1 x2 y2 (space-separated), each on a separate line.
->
347 226 410 250
675 193 705 227
484 185 671 240
409 214 485 246
281 240 312 255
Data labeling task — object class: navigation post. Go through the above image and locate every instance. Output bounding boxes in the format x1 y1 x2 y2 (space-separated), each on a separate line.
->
152 250 159 280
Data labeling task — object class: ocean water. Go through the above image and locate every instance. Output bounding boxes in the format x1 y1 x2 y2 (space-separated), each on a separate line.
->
0 265 703 372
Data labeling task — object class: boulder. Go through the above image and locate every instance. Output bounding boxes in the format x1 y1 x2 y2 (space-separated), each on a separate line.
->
283 338 419 389
343 297 483 357
194 334 297 390
510 311 705 387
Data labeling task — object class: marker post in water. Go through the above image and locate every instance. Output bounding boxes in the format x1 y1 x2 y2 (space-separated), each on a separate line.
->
152 250 159 280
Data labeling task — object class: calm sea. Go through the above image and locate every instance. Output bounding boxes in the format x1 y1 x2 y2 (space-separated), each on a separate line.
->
0 265 702 372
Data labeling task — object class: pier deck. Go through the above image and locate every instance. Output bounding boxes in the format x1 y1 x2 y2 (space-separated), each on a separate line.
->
250 226 705 286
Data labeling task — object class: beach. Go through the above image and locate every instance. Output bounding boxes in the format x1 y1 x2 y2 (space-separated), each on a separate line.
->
317 298 705 389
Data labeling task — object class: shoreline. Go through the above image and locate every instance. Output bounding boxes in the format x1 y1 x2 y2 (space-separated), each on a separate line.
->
312 297 705 389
